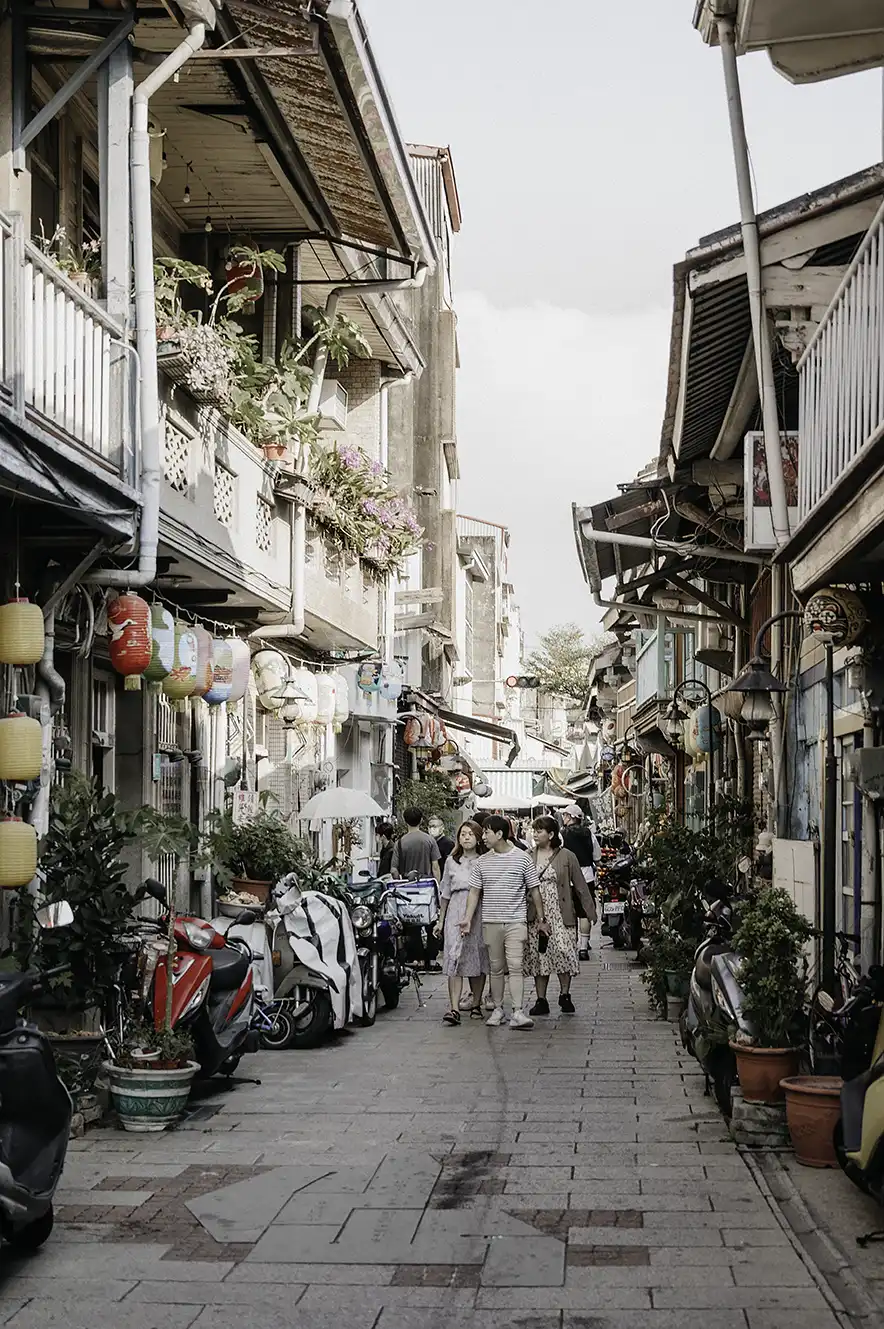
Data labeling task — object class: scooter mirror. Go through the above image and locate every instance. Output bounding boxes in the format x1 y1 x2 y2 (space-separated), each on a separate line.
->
234 909 257 926
358 870 372 878
36 900 74 930
144 878 167 904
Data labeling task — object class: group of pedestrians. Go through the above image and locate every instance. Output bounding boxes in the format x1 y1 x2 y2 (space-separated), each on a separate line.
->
434 805 600 1030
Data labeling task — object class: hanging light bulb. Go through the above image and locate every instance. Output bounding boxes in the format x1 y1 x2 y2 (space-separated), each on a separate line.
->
183 165 191 205
204 214 213 233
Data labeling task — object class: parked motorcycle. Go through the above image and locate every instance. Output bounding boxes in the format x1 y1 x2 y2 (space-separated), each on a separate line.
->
680 893 753 1115
599 847 635 948
267 874 363 1048
138 880 260 1077
623 871 654 952
350 873 423 1012
0 900 75 1252
826 966 884 1205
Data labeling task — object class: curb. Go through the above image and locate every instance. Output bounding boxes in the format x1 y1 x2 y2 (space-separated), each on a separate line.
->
740 1148 880 1328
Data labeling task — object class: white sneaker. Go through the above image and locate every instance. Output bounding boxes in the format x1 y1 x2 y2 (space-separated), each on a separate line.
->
485 1007 505 1027
483 995 495 1012
509 1009 534 1029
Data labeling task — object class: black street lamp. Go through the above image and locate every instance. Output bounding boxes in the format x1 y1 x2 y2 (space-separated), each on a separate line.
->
724 609 839 995
666 678 716 825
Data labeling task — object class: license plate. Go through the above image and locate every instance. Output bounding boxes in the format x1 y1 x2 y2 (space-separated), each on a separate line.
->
604 903 624 915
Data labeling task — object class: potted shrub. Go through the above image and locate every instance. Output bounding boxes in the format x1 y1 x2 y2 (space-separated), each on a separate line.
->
201 807 305 902
779 1074 843 1167
728 885 813 1103
35 223 101 297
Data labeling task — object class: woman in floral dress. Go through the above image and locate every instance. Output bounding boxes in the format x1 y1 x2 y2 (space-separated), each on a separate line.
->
434 821 489 1026
525 815 594 1016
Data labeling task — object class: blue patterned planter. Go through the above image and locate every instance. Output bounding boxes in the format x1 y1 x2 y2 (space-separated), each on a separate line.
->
103 1061 199 1133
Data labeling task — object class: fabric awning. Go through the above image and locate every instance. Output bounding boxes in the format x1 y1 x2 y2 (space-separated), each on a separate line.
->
435 707 520 767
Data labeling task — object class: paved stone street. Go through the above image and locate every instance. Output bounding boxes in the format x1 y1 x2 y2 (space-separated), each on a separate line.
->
0 943 874 1328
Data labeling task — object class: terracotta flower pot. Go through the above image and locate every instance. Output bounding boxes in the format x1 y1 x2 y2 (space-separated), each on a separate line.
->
261 442 288 461
230 876 272 904
730 1043 801 1104
781 1075 843 1167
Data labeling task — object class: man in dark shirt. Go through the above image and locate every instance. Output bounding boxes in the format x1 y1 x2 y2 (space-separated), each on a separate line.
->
427 817 455 870
391 808 441 882
375 821 396 877
562 803 599 959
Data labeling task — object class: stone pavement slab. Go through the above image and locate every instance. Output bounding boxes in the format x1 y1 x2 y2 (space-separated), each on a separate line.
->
13 939 866 1326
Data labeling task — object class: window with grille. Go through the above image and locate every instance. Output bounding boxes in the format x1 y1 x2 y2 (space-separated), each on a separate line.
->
256 497 273 553
214 461 235 526
164 420 190 494
464 579 474 675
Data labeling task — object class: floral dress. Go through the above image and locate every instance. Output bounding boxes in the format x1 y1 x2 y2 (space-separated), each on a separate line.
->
525 853 580 978
440 856 489 977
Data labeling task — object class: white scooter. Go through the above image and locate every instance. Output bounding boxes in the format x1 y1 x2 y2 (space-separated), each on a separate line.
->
265 875 363 1048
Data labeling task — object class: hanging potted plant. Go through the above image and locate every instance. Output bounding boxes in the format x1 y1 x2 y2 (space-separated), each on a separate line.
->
728 886 813 1104
34 224 102 298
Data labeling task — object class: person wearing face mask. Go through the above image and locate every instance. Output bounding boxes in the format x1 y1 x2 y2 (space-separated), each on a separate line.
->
433 821 489 1025
427 816 456 871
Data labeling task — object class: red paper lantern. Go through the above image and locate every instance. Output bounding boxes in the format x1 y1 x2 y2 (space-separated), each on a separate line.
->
108 593 151 691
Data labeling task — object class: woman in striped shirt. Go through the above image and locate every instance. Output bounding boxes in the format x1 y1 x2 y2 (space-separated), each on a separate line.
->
460 815 549 1029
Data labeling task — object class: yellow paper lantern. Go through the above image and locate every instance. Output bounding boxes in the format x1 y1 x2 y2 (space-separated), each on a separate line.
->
0 599 44 665
0 817 37 888
0 713 42 781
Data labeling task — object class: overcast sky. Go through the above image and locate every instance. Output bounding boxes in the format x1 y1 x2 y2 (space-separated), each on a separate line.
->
362 0 882 646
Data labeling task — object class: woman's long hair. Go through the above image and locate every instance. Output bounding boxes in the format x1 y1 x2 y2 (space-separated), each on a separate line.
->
451 819 487 863
532 814 562 849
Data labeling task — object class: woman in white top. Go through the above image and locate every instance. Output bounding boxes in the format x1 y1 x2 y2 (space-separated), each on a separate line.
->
433 821 489 1026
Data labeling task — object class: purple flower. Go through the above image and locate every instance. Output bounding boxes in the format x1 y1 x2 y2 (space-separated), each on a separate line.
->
362 498 382 517
369 459 384 476
337 445 361 470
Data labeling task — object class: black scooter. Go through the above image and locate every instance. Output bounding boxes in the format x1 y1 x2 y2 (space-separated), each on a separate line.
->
0 900 75 1252
350 873 422 1011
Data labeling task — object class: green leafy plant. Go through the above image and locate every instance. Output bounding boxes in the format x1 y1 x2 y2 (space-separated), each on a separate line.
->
641 921 698 1014
35 222 101 281
525 623 615 706
15 775 146 1011
310 442 422 575
201 808 307 888
730 886 813 1049
394 773 457 833
113 1021 195 1071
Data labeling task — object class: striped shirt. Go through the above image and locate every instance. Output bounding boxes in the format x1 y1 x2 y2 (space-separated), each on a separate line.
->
468 847 539 923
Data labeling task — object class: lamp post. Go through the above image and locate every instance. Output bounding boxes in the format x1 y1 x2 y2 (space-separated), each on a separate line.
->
722 609 843 991
666 678 716 826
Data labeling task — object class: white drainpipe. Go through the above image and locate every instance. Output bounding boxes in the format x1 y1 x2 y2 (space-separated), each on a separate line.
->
254 266 428 642
717 15 791 547
86 23 207 587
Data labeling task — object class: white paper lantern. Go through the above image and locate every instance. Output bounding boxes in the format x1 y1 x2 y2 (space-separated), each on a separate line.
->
253 649 288 711
379 660 403 702
227 639 251 707
331 671 350 723
316 674 336 725
291 667 318 724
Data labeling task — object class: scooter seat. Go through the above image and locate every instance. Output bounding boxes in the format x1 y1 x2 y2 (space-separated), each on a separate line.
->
209 945 249 991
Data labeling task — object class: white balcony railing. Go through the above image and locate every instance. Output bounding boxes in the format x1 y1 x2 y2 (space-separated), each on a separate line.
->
0 210 131 477
798 198 884 520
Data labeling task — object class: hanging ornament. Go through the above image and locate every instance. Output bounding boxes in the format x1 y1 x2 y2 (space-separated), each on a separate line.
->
0 713 42 781
108 592 151 691
803 587 867 647
316 674 336 726
143 604 175 688
357 659 382 693
204 639 233 706
191 624 214 700
253 649 287 711
227 639 251 709
403 715 423 747
290 667 318 724
690 703 723 754
379 660 403 702
0 816 37 888
162 622 198 709
330 671 349 723
0 598 44 665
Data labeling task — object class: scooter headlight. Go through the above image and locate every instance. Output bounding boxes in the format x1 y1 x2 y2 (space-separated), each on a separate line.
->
350 905 374 933
181 921 215 952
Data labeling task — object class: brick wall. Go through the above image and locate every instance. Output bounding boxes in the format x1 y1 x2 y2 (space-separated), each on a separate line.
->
326 359 382 459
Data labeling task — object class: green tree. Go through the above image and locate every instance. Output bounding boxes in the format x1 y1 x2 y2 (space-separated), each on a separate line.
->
525 622 614 706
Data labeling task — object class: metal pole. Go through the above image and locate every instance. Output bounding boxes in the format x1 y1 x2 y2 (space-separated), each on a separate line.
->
823 643 837 994
717 16 791 546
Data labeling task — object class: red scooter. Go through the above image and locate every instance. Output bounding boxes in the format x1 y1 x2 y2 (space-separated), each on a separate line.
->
140 880 260 1078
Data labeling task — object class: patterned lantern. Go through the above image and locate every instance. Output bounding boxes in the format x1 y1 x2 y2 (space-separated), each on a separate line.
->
204 639 233 706
191 624 214 700
143 604 175 688
0 817 37 888
227 639 251 708
108 593 151 691
379 660 403 702
316 674 336 726
0 599 44 665
357 659 382 693
0 713 42 781
253 649 287 711
803 587 867 647
331 671 349 723
403 715 423 747
690 704 723 754
162 623 198 708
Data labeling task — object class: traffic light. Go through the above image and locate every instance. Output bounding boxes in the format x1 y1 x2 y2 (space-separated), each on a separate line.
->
505 675 541 689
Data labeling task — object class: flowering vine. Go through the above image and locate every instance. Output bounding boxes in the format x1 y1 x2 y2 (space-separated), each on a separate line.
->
310 442 422 575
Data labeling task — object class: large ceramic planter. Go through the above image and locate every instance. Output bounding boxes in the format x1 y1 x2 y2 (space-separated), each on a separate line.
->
731 1043 801 1104
230 876 272 905
781 1075 843 1167
104 1061 199 1133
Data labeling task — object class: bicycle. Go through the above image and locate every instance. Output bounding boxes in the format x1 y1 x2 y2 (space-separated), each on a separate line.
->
808 930 862 1074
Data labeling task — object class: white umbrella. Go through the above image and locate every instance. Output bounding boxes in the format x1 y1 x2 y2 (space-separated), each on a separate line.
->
297 787 388 821
532 793 571 808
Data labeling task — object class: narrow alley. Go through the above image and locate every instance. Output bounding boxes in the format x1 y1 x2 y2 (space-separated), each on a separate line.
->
0 945 869 1329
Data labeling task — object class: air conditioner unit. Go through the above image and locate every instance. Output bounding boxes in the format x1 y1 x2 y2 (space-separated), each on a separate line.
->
318 380 348 431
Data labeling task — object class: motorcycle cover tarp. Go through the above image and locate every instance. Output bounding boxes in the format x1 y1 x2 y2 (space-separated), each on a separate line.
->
274 885 363 1027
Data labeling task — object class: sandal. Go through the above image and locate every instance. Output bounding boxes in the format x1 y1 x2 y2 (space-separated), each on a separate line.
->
442 1009 461 1026
469 1007 483 1019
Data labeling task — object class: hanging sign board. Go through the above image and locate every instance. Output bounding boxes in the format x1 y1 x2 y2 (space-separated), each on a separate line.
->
743 431 799 552
232 789 259 825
